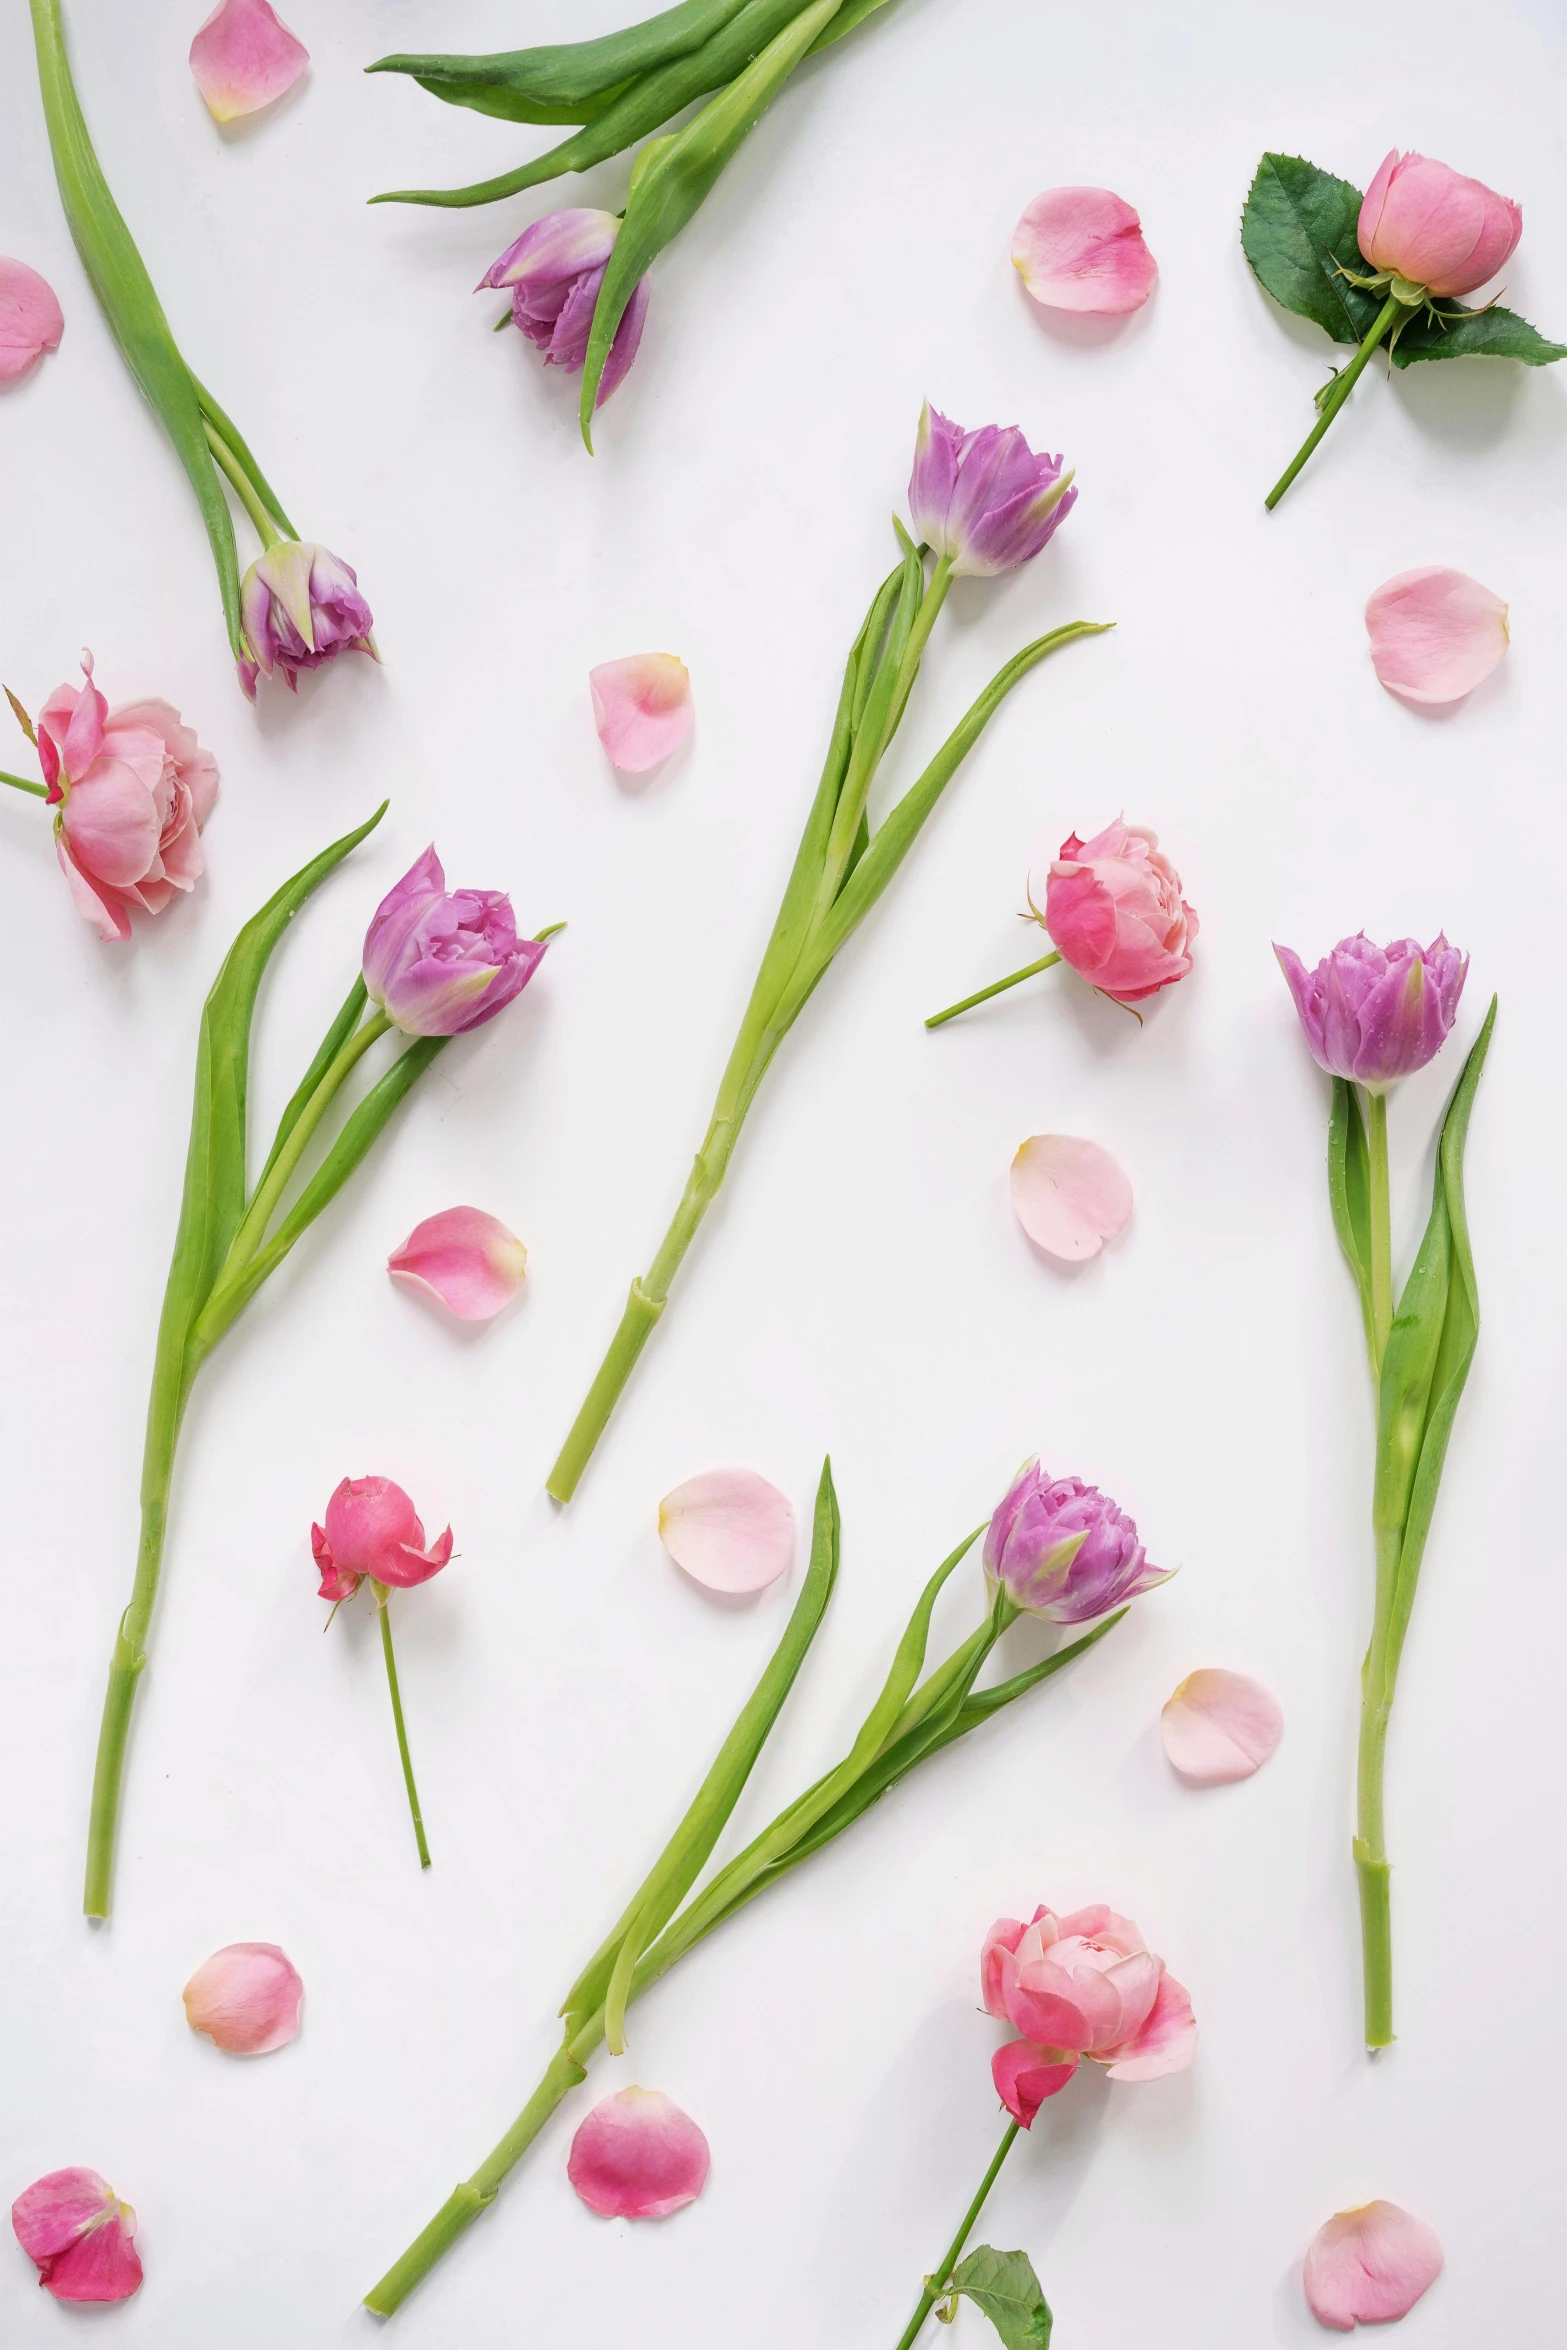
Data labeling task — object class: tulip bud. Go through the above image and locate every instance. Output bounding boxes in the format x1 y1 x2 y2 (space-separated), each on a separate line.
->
478 209 650 408
362 847 547 1038
984 1460 1171 1622
1273 933 1468 1089
239 541 376 697
907 402 1076 577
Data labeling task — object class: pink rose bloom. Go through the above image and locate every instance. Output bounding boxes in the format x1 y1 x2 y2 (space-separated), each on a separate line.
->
311 1474 453 1603
982 1903 1196 2125
34 652 218 942
1358 151 1521 300
1041 818 1197 1004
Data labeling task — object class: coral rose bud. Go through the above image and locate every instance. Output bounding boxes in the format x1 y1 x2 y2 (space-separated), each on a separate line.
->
478 209 650 408
239 541 376 697
984 1461 1172 1623
311 1475 452 1601
12 2168 142 2301
363 847 548 1037
182 1941 303 2054
1040 818 1197 1004
1358 151 1521 300
1274 933 1467 1089
908 402 1076 577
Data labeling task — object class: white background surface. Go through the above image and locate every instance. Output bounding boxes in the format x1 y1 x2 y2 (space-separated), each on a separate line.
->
2 0 1565 2342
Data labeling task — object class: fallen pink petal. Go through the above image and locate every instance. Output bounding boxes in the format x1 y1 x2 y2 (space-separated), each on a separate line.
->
1012 187 1158 315
1304 2201 1444 2332
566 2086 710 2218
658 1468 795 1595
1162 1668 1284 1785
0 256 64 383
190 0 308 122
182 1941 304 2055
388 1205 528 1322
590 652 693 773
1365 566 1509 706
11 2168 142 2302
1011 1134 1132 1262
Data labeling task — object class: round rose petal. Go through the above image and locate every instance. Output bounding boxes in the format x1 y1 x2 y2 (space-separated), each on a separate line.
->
590 653 693 773
567 2086 710 2219
1304 2202 1444 2332
658 1469 795 1595
12 2169 142 2302
1365 567 1509 706
388 1205 528 1322
182 1941 303 2055
1162 1668 1284 1785
0 257 64 384
1010 1134 1132 1262
190 0 309 123
1012 188 1158 315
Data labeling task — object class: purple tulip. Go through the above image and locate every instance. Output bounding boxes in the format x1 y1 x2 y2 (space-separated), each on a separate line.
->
1274 934 1468 1089
907 402 1077 577
984 1460 1171 1623
363 848 548 1038
239 542 376 698
477 209 650 409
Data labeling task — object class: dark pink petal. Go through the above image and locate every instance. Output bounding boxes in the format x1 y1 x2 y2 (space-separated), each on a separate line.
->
0 256 63 383
190 0 308 122
388 1206 528 1322
1099 1969 1197 2081
1365 567 1509 706
183 1941 303 2054
312 1522 361 1604
1011 1134 1132 1261
12 2169 142 2302
589 652 693 773
1163 1668 1283 1784
566 2087 710 2219
657 1469 795 1595
1304 2202 1444 2331
383 1524 454 1590
991 2040 1078 2128
1012 188 1158 315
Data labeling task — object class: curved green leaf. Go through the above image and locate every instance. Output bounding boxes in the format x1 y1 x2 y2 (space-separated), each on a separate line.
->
367 1 749 117
950 2247 1054 2350
808 0 897 48
1393 304 1567 367
1241 153 1381 349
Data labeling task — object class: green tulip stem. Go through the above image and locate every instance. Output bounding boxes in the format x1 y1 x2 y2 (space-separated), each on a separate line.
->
221 1011 392 1280
1265 292 1406 509
0 767 48 798
375 1587 431 1870
1365 1088 1392 1373
925 949 1062 1029
892 2119 1022 2350
203 418 284 552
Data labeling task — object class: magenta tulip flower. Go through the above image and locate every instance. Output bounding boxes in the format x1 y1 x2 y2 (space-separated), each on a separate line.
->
984 1460 1172 1623
478 209 650 408
363 847 549 1038
12 2170 142 2302
907 402 1076 577
239 541 376 697
1274 933 1468 1089
1359 151 1521 300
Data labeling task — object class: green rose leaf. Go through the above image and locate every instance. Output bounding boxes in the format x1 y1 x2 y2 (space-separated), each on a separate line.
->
1241 153 1382 348
949 2246 1054 2349
1393 303 1567 367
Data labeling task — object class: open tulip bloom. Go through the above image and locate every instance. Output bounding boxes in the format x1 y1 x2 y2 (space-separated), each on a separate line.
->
1274 935 1494 2048
31 1 374 693
82 815 555 1917
364 1456 1161 2314
547 407 1102 1500
1242 151 1565 508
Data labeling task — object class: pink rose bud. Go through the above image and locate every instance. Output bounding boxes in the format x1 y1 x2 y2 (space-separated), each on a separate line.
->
0 255 64 382
189 0 309 124
363 847 548 1038
182 1941 303 2054
1359 151 1521 300
1303 2200 1444 2331
986 1904 1196 2125
566 2088 711 2219
985 1460 1172 1623
908 401 1076 577
12 2168 142 2302
311 1475 453 1602
388 1206 528 1322
1364 566 1509 706
239 541 376 698
1274 933 1468 1089
1040 818 1198 1003
29 651 218 942
1011 187 1158 315
478 209 650 408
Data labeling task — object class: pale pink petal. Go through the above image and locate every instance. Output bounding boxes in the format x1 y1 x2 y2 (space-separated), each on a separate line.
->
190 0 309 123
1162 1668 1283 1785
0 256 64 383
1011 1134 1132 1262
1012 188 1158 315
991 2039 1079 2127
55 835 131 942
1304 2202 1444 2332
12 2169 142 2302
1100 1969 1197 2080
60 760 160 887
658 1468 795 1595
1365 567 1509 706
566 2086 710 2219
589 653 693 774
182 1941 303 2054
980 1917 1030 2018
388 1205 528 1322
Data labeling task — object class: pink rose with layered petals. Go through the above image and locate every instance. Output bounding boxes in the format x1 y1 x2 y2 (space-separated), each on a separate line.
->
982 1903 1195 2124
1359 151 1521 300
1040 818 1197 1004
311 1475 453 1602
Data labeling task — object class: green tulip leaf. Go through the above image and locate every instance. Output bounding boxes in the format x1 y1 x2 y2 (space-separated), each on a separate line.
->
367 0 750 119
949 2247 1054 2349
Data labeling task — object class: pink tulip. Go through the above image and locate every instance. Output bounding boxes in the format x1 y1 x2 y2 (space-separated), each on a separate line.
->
566 2087 710 2219
12 2168 142 2302
908 402 1076 577
388 1206 528 1322
1365 566 1509 706
182 1941 303 2054
363 847 548 1038
311 1476 453 1602
239 541 376 697
0 255 64 383
1162 1669 1284 1785
1359 151 1521 300
589 652 693 773
1304 2201 1444 2331
1041 817 1198 1004
29 652 218 942
189 0 309 123
1012 188 1158 315
478 209 650 407
1011 1133 1132 1263
658 1468 795 1595
983 1903 1195 2124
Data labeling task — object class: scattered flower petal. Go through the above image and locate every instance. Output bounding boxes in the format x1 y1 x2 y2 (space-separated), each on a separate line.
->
567 2087 710 2219
182 1941 303 2055
12 2169 142 2302
388 1206 528 1322
1365 567 1509 706
1012 188 1158 315
1304 2201 1444 2332
189 0 309 123
1162 1668 1284 1784
1010 1135 1132 1262
658 1469 795 1595
590 653 693 773
0 257 64 383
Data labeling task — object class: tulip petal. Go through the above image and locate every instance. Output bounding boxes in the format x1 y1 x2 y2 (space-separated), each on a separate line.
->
1162 1668 1284 1785
590 653 693 773
1011 1134 1132 1262
658 1468 795 1595
12 2170 142 2303
388 1206 528 1322
1012 188 1158 315
1303 2202 1444 2332
0 256 64 383
567 2087 710 2219
182 1941 303 2054
189 0 308 122
1365 566 1509 706
991 2040 1079 2128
